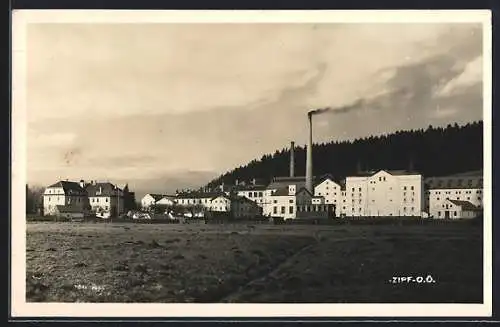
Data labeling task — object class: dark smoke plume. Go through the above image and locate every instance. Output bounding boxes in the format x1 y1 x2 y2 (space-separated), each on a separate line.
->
308 99 365 117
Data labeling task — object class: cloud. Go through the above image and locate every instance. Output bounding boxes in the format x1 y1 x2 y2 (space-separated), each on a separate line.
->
437 55 482 96
25 23 484 189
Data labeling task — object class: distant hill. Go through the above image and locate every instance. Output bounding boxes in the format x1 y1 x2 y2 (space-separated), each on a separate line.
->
205 121 483 188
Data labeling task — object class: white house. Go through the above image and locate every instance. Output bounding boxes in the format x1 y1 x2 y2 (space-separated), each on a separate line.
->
141 194 165 209
209 195 232 212
425 170 483 218
176 191 221 208
314 175 343 216
156 195 177 206
43 180 89 216
344 170 424 217
431 199 482 219
85 182 125 217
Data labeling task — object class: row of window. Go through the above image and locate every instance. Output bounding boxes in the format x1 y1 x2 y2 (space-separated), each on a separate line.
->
247 191 264 198
434 190 482 195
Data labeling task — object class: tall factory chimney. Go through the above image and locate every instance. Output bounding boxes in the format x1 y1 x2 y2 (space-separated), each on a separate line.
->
289 141 295 177
305 113 313 193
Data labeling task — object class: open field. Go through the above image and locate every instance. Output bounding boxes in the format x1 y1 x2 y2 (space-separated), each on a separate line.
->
26 221 483 303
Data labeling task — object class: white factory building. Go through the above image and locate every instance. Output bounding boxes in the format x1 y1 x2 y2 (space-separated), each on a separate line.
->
425 170 483 219
138 136 484 220
343 169 424 217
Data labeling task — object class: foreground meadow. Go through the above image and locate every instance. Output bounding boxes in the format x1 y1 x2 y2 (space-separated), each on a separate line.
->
26 221 482 303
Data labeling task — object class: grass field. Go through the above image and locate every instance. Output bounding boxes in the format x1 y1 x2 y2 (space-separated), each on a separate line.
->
26 221 483 303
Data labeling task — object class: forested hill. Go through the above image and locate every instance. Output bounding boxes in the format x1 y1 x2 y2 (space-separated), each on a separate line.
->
205 121 483 188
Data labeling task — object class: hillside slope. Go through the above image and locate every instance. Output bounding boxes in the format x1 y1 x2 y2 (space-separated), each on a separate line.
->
206 121 483 188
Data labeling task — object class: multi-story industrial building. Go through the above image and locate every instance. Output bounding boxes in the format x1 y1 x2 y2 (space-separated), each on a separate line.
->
425 170 483 219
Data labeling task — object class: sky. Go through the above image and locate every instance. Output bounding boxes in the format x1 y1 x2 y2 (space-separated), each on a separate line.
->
25 22 484 198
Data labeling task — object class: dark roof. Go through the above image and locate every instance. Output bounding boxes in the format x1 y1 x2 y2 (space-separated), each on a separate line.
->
271 188 293 196
296 187 314 197
448 200 481 211
47 181 87 195
179 191 225 199
85 182 122 197
157 195 177 201
314 174 343 187
267 176 312 191
448 170 483 177
425 175 483 190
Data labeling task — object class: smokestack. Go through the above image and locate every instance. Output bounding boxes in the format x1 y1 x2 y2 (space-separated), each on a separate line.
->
305 113 313 193
290 141 295 177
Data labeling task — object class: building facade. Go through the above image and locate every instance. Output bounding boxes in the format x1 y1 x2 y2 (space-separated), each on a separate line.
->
344 170 424 217
425 170 483 218
85 182 125 217
43 181 89 216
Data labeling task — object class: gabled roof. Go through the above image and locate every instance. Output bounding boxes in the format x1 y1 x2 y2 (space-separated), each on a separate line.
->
85 182 122 197
143 193 165 201
351 169 421 178
296 187 314 197
47 181 87 195
448 199 481 211
314 175 343 187
157 195 176 201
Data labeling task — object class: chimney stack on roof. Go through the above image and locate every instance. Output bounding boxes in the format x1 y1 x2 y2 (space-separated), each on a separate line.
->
290 141 295 178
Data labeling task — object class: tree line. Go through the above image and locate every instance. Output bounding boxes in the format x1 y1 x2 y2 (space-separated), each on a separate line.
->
206 121 483 188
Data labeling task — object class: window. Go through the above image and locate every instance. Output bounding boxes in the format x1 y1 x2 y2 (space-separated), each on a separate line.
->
403 186 407 190
437 197 440 201
359 199 362 204
404 192 406 196
273 200 277 204
403 207 407 212
281 206 285 214
478 197 482 201
289 199 294 203
372 188 375 191
379 177 382 182
289 206 294 214
411 186 414 190
273 207 277 214
352 188 355 192
438 211 441 216
106 198 109 203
